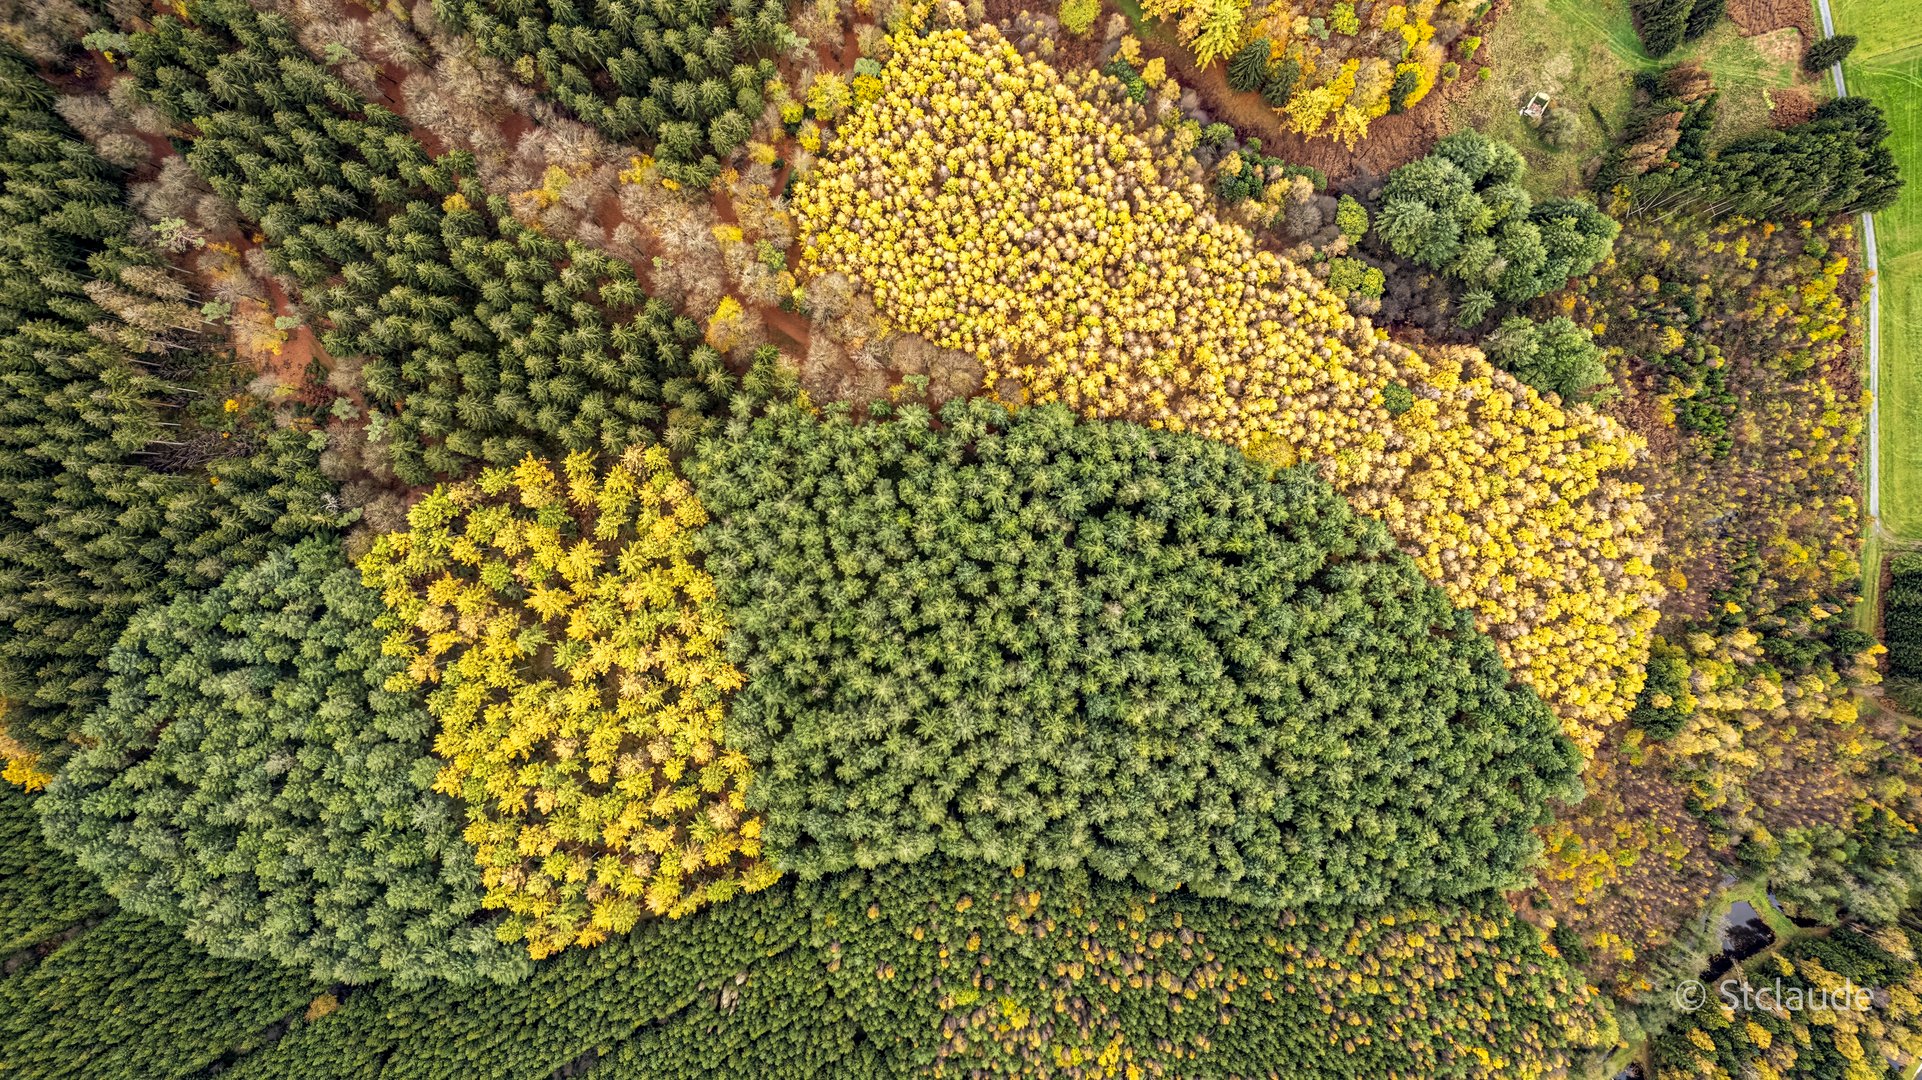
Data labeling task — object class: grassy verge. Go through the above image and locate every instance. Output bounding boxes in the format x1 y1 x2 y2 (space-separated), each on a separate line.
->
1451 0 1819 198
1833 0 1922 537
1859 527 1884 633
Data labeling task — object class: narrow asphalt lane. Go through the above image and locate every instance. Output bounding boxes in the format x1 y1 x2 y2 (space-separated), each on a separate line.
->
1812 0 1883 523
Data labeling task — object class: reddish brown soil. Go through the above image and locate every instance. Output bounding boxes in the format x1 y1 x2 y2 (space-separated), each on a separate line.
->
335 7 453 156
71 48 335 397
1770 83 1818 128
827 25 861 75
59 52 178 181
209 233 337 405
759 303 814 352
499 109 535 147
256 266 328 390
708 177 814 356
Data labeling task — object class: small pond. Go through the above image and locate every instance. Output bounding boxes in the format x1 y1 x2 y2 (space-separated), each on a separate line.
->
1703 899 1778 984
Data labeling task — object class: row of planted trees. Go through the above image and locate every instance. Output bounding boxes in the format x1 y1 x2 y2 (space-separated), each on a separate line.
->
4 768 1620 1080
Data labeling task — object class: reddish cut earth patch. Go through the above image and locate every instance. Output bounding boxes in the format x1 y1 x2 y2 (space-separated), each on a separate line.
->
1727 0 1814 39
1770 84 1817 128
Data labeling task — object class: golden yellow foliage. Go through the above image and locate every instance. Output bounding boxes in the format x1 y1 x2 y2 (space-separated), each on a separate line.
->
1159 0 1449 141
360 447 777 958
706 294 749 352
793 28 1661 752
0 714 52 792
1188 0 1250 68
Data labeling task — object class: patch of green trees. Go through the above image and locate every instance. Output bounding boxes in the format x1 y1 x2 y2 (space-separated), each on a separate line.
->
1883 552 1922 714
0 787 322 1080
0 46 340 770
1609 91 1903 222
1482 315 1610 403
39 537 527 986
1593 64 1719 196
1629 637 1692 739
1703 97 1903 220
1374 131 1618 327
0 913 320 1080
1803 33 1857 72
1631 0 1722 58
433 0 790 185
1743 804 1922 928
0 784 109 953
1888 553 1922 678
120 0 736 485
693 400 1581 906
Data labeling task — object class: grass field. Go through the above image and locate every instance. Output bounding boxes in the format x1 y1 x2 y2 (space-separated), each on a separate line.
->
1451 0 1818 198
1836 0 1922 537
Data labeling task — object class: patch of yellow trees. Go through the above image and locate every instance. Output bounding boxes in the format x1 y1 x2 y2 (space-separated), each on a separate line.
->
360 447 777 958
794 28 1660 753
1140 0 1464 145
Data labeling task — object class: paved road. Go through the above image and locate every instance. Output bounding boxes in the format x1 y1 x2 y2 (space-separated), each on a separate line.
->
1812 0 1883 523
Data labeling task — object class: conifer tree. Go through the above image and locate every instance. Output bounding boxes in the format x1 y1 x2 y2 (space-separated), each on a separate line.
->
1633 0 1693 57
1226 37 1270 93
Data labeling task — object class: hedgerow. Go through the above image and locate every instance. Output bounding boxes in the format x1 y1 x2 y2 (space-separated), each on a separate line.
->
692 399 1581 904
793 27 1659 753
361 447 777 958
39 536 525 986
118 0 735 485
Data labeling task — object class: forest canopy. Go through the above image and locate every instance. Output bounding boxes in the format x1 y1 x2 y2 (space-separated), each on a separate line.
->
39 538 524 986
360 446 776 959
793 26 1661 756
0 0 1915 1074
692 400 1582 904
